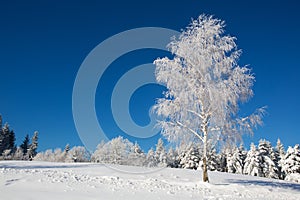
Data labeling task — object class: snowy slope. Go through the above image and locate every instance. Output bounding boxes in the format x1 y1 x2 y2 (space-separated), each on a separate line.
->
1 161 299 200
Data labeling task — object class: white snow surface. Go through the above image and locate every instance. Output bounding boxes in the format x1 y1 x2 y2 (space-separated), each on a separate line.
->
1 161 299 200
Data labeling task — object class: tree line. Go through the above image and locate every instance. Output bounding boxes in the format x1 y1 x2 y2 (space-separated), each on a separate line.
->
34 137 300 184
1 115 299 183
0 115 38 160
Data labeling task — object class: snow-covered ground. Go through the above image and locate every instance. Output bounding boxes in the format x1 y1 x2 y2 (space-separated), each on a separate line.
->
1 161 299 200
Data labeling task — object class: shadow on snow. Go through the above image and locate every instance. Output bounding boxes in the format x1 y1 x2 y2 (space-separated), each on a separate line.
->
226 179 300 191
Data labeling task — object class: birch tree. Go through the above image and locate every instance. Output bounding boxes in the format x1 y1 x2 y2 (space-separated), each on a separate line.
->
153 15 264 182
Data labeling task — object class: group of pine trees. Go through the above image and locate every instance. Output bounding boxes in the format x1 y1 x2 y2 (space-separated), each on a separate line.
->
0 115 38 160
161 139 300 183
33 136 300 183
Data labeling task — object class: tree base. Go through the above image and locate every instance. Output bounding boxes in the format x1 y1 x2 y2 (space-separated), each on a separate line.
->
202 157 209 182
202 170 209 182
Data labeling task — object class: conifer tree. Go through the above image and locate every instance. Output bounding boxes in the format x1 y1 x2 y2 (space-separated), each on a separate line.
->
0 123 16 156
28 131 38 160
0 124 9 154
244 143 262 176
166 148 179 168
258 140 279 179
128 142 146 166
226 148 237 174
217 150 227 172
155 138 167 167
20 134 30 156
282 144 300 175
8 130 16 154
276 138 285 179
64 144 70 153
180 144 201 170
207 147 218 171
145 148 157 167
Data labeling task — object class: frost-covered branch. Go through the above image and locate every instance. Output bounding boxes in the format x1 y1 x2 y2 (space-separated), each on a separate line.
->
238 106 267 135
175 121 204 142
187 109 203 120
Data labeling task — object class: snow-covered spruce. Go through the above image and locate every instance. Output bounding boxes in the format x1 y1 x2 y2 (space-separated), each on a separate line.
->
282 144 300 182
243 143 262 176
227 144 247 174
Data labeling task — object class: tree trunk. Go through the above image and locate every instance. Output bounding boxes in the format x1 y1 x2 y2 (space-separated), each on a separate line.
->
202 156 209 182
202 131 209 182
199 112 210 182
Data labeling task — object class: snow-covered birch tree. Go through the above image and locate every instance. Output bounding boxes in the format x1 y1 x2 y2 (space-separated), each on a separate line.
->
153 15 264 182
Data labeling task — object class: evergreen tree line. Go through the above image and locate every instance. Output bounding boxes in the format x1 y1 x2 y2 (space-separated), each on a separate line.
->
33 136 300 183
0 115 38 160
1 115 299 183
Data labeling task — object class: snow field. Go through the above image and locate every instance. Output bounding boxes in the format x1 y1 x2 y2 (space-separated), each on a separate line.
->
1 161 300 200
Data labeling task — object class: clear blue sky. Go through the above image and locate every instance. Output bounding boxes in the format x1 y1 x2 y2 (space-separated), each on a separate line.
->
0 0 299 152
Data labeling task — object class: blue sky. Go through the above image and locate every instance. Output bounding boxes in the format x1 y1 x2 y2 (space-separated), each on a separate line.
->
0 0 299 152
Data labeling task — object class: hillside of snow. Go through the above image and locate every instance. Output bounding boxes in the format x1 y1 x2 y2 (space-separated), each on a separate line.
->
1 161 300 200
